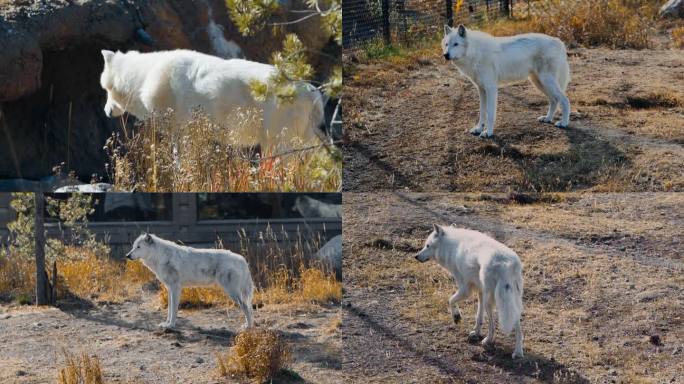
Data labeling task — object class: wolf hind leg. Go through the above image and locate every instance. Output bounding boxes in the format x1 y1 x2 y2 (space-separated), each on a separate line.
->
530 72 557 124
218 273 254 330
539 73 570 128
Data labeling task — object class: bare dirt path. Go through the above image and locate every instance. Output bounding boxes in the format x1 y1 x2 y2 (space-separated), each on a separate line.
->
0 294 341 383
342 192 684 383
343 48 684 192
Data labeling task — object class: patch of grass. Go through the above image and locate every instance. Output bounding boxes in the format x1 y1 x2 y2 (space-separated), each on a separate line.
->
158 266 341 310
57 350 104 384
106 109 341 192
673 27 684 48
216 328 292 383
625 90 683 109
353 36 440 66
58 247 154 302
298 267 341 304
0 256 35 303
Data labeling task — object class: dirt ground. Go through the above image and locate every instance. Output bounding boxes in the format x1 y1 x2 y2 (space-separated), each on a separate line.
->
343 47 684 192
342 192 683 383
0 293 341 383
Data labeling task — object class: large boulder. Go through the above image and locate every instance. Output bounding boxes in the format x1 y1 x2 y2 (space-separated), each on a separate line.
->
0 0 336 181
660 0 684 17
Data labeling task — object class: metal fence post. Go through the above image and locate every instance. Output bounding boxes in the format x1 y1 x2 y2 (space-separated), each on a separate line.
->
446 0 454 27
382 0 391 44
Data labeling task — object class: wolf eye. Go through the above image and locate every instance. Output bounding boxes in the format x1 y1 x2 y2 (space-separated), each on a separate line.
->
137 245 140 248
453 43 458 47
427 244 430 248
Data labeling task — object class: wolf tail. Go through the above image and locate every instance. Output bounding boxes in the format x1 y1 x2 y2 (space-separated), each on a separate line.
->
242 270 254 308
494 262 523 334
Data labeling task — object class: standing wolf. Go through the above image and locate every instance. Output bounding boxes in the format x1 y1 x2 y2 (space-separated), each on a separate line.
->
126 233 254 330
443 24 571 137
100 49 325 151
415 225 524 358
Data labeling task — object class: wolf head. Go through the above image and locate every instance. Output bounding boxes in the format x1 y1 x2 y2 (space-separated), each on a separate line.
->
415 224 446 262
126 233 156 260
442 24 467 61
100 50 126 118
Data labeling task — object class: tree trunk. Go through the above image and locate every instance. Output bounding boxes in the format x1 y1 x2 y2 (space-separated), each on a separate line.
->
35 193 49 305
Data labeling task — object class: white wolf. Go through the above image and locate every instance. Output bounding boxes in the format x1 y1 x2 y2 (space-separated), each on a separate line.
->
415 225 524 358
100 49 325 151
125 233 254 330
442 24 571 137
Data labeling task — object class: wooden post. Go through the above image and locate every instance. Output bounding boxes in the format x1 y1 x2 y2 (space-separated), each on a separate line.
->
382 0 391 44
500 0 511 17
446 0 454 27
50 260 57 305
35 193 49 305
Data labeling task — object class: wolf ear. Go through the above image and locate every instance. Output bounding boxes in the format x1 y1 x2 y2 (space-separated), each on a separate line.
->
145 233 153 244
101 50 115 64
457 24 466 38
443 24 452 36
433 224 443 236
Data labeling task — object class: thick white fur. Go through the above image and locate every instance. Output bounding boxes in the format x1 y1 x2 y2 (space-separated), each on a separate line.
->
415 225 524 358
126 233 254 330
100 49 324 151
442 25 571 137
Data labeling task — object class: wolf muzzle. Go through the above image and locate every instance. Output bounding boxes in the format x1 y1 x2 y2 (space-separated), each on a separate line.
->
443 53 450 61
125 251 133 260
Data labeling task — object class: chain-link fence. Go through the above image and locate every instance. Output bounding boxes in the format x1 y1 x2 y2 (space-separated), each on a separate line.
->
343 0 516 49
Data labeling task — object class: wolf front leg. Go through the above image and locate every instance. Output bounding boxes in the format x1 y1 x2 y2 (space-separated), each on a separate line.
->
448 283 471 324
481 85 498 138
470 86 487 135
161 284 181 329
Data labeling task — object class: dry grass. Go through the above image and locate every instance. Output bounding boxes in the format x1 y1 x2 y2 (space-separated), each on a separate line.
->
106 110 340 192
58 247 155 302
216 328 292 383
57 350 104 384
672 27 684 48
0 255 35 303
158 266 341 310
481 0 659 48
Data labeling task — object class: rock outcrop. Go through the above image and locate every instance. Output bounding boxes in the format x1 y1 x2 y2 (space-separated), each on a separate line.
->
660 0 684 18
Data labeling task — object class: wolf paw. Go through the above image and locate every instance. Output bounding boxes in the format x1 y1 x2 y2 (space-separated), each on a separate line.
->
158 321 172 329
479 131 493 139
554 121 568 129
537 116 553 124
469 125 483 135
467 331 482 343
512 350 524 359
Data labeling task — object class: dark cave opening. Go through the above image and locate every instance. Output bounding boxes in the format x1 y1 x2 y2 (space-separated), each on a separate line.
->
0 44 123 182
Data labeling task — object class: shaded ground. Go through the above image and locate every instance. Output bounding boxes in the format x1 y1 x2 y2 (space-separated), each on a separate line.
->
343 48 684 192
0 294 341 383
342 192 683 383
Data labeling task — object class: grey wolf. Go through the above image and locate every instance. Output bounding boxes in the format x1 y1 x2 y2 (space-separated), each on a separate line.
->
100 49 324 150
126 233 254 330
415 224 524 358
443 24 571 137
